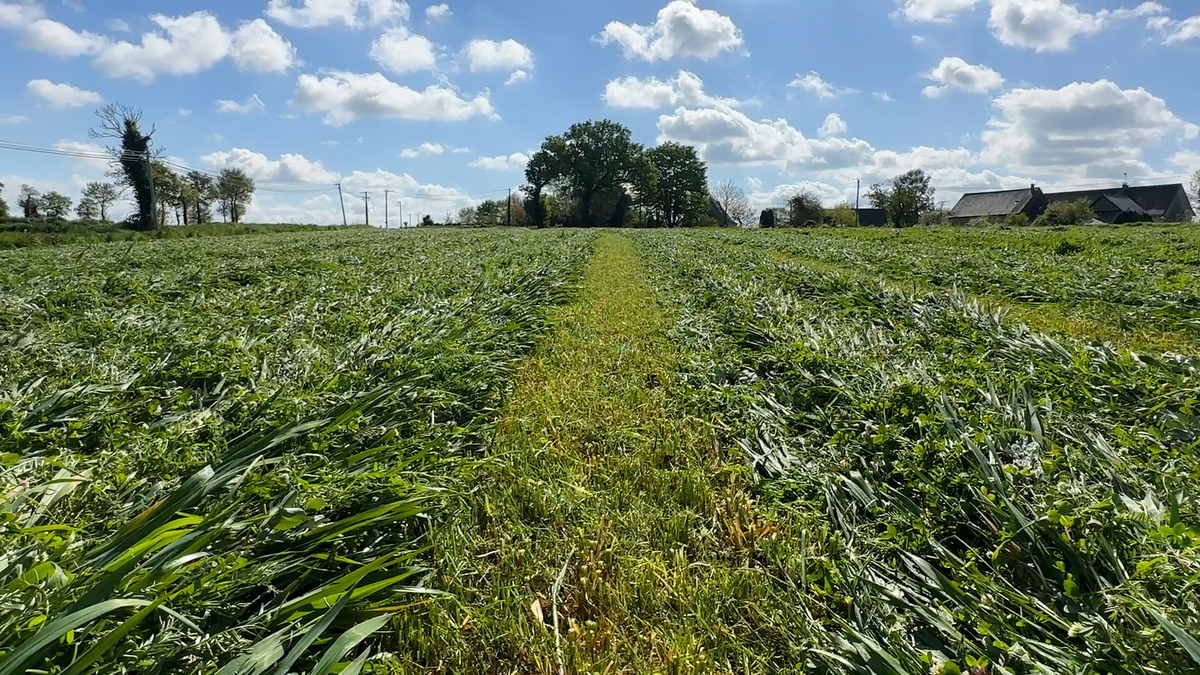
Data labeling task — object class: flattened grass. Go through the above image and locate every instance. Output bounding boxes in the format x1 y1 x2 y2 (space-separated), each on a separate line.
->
401 234 792 673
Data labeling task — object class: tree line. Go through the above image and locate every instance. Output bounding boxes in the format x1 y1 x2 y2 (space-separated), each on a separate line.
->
0 104 256 230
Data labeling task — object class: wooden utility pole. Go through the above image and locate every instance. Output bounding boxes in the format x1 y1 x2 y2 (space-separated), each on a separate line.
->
383 189 391 229
507 188 512 226
337 183 348 226
398 201 403 228
855 178 861 227
363 192 370 227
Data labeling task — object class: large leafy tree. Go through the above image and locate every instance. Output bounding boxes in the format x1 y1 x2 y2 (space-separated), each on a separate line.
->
522 120 646 227
786 191 824 227
89 103 157 231
867 169 936 227
759 208 777 229
18 185 40 219
644 142 708 228
81 182 121 221
39 191 73 220
216 168 255 223
186 171 217 224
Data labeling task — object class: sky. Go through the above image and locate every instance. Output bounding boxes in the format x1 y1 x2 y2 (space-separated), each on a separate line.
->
0 0 1198 225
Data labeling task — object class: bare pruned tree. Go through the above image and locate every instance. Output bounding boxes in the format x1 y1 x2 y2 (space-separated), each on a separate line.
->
712 179 753 228
89 103 159 231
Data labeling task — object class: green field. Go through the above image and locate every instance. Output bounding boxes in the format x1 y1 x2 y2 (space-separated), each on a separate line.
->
2 226 1199 674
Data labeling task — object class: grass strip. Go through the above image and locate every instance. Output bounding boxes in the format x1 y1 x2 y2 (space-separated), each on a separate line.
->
393 233 787 673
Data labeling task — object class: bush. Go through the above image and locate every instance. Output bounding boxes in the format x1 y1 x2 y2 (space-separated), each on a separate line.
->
787 192 823 228
826 203 857 228
1034 199 1095 227
1004 213 1031 227
967 217 993 228
759 209 777 229
919 209 949 227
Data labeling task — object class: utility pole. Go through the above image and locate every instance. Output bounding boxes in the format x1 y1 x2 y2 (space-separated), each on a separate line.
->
507 188 512 227
855 178 861 228
383 189 391 229
337 183 348 227
398 201 403 229
363 192 370 227
145 151 158 230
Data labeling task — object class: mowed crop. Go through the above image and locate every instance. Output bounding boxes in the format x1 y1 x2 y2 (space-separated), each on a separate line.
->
3 226 1200 675
0 229 594 673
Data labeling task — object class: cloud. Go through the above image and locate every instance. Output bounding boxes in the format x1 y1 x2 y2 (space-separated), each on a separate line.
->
922 56 1004 97
818 113 848 138
981 79 1195 175
0 2 44 28
788 71 856 99
604 71 740 109
505 70 530 86
178 108 192 116
291 70 497 125
898 0 984 23
231 19 300 72
451 147 471 154
105 18 130 32
20 19 107 57
1150 14 1200 44
597 0 744 62
464 38 533 72
400 142 445 157
873 92 895 102
51 139 110 172
201 148 340 183
216 94 266 114
988 0 1164 52
469 153 529 171
93 11 231 81
26 79 102 108
370 26 437 73
265 0 409 28
1 115 29 124
426 3 451 21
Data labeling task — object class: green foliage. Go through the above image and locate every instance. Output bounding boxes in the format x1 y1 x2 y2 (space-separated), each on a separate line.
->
0 228 594 673
216 168 255 224
919 208 950 227
1005 212 1031 227
826 202 858 228
759 208 777 229
37 191 72 221
786 191 823 227
1035 199 1097 227
869 168 936 227
18 184 40 219
88 104 155 231
523 120 646 227
0 181 8 218
643 141 709 228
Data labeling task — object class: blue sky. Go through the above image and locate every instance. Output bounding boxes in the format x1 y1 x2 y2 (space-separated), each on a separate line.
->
1 0 1198 224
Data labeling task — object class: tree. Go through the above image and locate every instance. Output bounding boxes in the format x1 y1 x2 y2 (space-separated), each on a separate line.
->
186 171 216 224
1190 169 1199 220
522 120 647 227
475 199 506 226
457 206 477 226
826 202 857 228
711 180 752 227
421 215 434 227
644 142 708 228
89 103 157 231
18 185 40 218
76 197 99 220
39 191 73 220
81 182 121 221
216 168 255 223
787 191 824 227
1034 199 1094 227
868 169 936 227
0 181 7 218
759 208 777 229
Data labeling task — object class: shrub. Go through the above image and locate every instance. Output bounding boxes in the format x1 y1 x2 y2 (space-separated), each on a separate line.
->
787 192 824 228
919 209 949 227
826 203 858 228
759 209 777 229
1005 213 1031 227
967 217 994 228
1035 199 1095 227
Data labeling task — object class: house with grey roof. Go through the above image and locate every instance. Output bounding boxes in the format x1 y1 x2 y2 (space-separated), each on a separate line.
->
948 185 1047 226
947 182 1194 225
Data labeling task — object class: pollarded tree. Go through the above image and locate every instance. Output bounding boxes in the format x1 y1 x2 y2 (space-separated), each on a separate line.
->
18 185 40 218
89 103 157 230
644 142 709 228
39 191 73 220
216 168 255 223
81 182 121 221
868 168 936 227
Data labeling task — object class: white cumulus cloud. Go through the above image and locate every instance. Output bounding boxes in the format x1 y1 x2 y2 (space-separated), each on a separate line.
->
400 142 445 158
201 148 340 183
597 0 744 62
291 70 497 125
818 113 848 138
898 0 984 23
426 3 451 21
230 19 300 72
370 26 438 72
26 79 102 108
604 71 740 109
216 94 266 114
788 72 856 99
92 11 231 81
20 19 107 57
922 56 1004 97
469 153 529 171
265 0 409 28
988 0 1164 52
463 38 533 72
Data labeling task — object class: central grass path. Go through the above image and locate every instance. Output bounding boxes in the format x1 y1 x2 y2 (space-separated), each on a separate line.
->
395 234 795 673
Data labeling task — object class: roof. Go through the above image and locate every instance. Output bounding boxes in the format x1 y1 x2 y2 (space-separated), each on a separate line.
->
949 188 1036 219
1046 184 1186 216
1093 194 1146 215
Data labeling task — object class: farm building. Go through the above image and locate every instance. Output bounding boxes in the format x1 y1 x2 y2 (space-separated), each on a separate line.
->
854 208 888 227
948 182 1195 225
948 185 1047 225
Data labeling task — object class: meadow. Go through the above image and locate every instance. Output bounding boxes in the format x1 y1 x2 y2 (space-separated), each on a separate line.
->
1 226 1198 674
